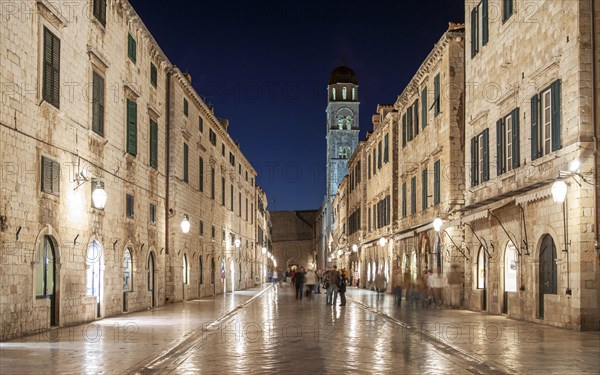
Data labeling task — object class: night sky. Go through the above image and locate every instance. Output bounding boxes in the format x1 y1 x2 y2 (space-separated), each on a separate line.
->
129 0 465 211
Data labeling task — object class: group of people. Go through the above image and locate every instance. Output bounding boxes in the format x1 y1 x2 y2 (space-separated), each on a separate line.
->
391 267 441 308
271 265 349 306
322 265 349 306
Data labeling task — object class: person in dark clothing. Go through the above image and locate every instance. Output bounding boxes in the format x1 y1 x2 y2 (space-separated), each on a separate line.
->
294 267 306 300
338 269 348 306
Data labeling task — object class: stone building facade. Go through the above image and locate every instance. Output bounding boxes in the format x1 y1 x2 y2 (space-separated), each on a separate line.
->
0 0 270 340
271 210 318 271
462 0 599 330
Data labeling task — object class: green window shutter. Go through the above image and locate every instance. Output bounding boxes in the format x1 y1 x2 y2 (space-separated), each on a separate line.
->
482 128 490 182
377 141 382 169
128 34 136 63
92 72 104 136
414 100 419 136
384 133 389 163
93 0 106 25
149 119 158 169
531 95 539 160
422 169 428 210
503 0 513 22
482 0 489 46
434 160 440 205
512 108 520 169
150 63 157 87
402 112 407 147
368 154 371 178
407 106 413 141
183 143 189 183
550 80 562 151
199 157 204 192
434 75 440 116
410 177 416 215
421 87 428 128
184 98 189 117
471 7 478 58
126 99 137 156
496 118 504 176
43 27 60 108
402 183 406 218
471 137 478 186
199 116 204 133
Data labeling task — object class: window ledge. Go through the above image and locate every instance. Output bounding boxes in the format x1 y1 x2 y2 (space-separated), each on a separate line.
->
37 0 68 27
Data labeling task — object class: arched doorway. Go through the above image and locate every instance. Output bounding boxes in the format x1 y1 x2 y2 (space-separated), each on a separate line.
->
86 241 103 318
539 234 557 318
35 235 57 326
477 247 486 311
147 252 156 307
182 254 189 300
122 248 132 312
503 242 518 314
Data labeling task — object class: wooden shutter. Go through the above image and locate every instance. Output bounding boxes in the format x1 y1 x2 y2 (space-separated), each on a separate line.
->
150 63 157 87
402 183 407 217
402 112 407 147
482 0 489 46
471 137 478 186
92 72 105 136
482 128 490 182
550 80 562 151
41 157 51 193
150 120 158 168
407 106 413 141
422 168 428 210
126 99 137 156
377 141 382 169
199 157 204 192
43 28 60 108
496 118 504 176
413 100 419 136
128 34 136 63
384 133 389 163
183 143 189 182
411 177 416 215
531 95 539 160
470 7 478 58
434 75 440 115
421 87 428 128
511 108 520 169
434 160 440 205
52 160 60 194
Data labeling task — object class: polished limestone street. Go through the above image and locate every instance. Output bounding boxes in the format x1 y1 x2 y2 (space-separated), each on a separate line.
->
1 285 598 374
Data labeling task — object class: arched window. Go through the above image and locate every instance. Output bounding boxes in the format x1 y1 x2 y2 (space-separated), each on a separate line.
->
147 252 155 292
342 87 347 100
539 234 557 294
339 147 348 159
198 257 203 286
123 248 132 292
35 236 55 298
352 87 356 101
477 247 486 289
86 241 102 299
182 254 189 284
504 242 517 292
332 87 336 100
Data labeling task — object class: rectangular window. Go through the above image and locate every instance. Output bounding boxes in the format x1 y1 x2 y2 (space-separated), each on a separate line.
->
183 98 189 117
92 71 105 136
212 225 216 239
221 144 225 157
413 100 419 136
41 156 60 195
229 152 235 166
410 177 417 215
198 116 204 133
422 168 428 211
245 198 248 221
368 207 371 231
402 182 407 218
127 33 136 63
471 129 490 186
43 27 60 108
149 119 158 169
407 106 413 141
401 112 407 148
93 0 106 25
471 0 488 58
211 167 215 199
383 133 389 163
150 63 157 88
433 74 441 116
199 157 204 192
209 129 217 146
200 221 204 236
368 154 372 178
421 87 428 129
372 150 377 175
497 108 520 176
251 203 254 224
221 177 225 206
434 160 441 205
126 99 137 156
230 185 234 211
126 194 134 218
183 143 189 183
377 141 382 169
503 0 513 22
531 81 562 160
150 204 156 224
238 192 242 215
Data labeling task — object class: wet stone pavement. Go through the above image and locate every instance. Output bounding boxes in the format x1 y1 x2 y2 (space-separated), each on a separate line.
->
1 285 599 374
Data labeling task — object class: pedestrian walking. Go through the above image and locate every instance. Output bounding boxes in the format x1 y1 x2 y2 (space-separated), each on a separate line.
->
294 267 306 300
375 271 387 294
304 268 317 300
325 265 340 305
315 268 323 293
272 269 279 284
338 269 348 306
392 267 403 307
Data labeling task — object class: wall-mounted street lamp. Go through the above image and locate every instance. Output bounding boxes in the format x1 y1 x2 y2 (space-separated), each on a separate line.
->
91 181 107 209
433 218 443 233
181 214 190 233
234 238 241 249
379 237 387 247
337 249 343 257
551 180 571 295
352 244 358 252
261 246 267 254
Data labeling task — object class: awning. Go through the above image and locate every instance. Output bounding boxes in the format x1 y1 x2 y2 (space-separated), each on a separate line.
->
515 188 552 205
395 231 416 241
463 209 489 223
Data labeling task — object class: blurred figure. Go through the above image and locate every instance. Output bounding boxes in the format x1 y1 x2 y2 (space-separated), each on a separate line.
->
392 267 403 307
315 268 323 293
304 268 317 300
338 269 348 306
294 267 306 300
325 265 340 305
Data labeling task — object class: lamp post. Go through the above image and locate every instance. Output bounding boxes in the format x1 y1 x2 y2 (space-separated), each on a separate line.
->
91 181 107 209
551 180 571 294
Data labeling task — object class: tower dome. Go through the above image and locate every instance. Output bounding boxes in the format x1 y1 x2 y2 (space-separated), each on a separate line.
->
328 66 358 85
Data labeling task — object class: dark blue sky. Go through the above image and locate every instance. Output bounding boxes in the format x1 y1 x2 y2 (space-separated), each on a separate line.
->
129 0 465 211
